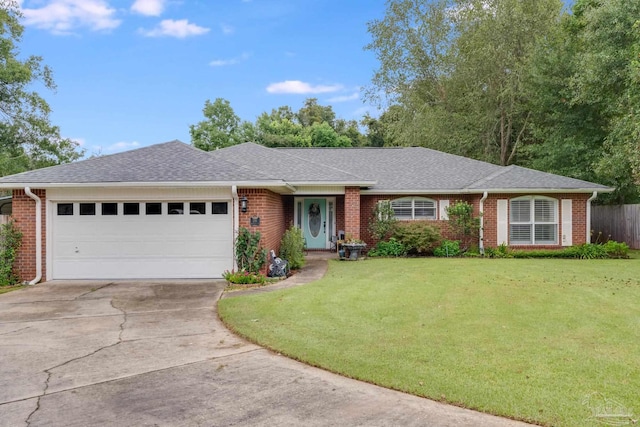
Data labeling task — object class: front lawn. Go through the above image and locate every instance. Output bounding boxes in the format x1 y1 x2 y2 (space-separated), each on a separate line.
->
219 258 640 426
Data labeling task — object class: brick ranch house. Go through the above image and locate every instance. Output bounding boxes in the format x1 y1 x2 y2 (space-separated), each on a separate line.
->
0 140 611 283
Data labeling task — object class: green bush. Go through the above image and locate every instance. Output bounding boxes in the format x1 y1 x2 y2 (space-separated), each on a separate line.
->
602 240 629 258
483 243 513 258
0 219 22 286
235 227 267 274
279 226 306 269
392 222 442 255
222 270 267 285
509 241 629 259
433 240 461 257
368 238 407 257
369 200 398 241
568 243 609 259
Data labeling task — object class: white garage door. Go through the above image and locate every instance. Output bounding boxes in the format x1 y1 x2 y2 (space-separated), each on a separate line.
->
51 201 233 279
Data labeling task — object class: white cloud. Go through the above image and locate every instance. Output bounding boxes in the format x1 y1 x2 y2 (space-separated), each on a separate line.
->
266 80 343 95
131 0 165 16
221 23 234 35
140 19 210 38
326 92 359 103
101 141 141 154
209 52 250 67
21 0 121 35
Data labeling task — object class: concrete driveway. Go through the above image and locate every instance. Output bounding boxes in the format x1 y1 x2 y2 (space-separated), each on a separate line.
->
0 280 531 427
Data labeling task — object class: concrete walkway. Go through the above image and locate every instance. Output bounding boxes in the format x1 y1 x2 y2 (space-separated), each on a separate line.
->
0 256 533 426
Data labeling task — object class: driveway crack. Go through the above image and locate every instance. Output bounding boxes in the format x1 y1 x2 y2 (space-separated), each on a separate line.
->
24 297 127 426
75 282 116 299
0 326 31 336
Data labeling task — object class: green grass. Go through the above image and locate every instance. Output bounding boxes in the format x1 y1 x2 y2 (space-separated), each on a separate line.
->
0 285 25 295
219 258 640 426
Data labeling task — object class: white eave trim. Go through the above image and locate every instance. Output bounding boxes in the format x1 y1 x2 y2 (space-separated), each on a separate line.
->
286 181 376 187
0 180 292 190
361 187 614 195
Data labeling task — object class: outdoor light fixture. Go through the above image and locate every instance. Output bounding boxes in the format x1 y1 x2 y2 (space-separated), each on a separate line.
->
240 195 248 213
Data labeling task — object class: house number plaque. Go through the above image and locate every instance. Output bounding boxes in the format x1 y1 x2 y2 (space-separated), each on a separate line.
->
250 217 260 226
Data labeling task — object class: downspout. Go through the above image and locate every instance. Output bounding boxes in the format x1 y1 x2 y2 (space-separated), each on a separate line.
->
24 187 42 285
586 191 597 243
231 185 239 271
479 191 488 255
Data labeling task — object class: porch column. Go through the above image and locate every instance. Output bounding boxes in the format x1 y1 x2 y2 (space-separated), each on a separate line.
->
344 186 361 240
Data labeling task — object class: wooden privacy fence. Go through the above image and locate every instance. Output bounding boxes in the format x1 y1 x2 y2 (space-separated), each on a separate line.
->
591 204 640 249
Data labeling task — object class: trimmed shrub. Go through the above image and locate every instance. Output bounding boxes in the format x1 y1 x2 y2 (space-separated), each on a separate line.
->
368 238 407 257
392 222 442 255
0 219 22 286
434 240 461 257
279 226 306 269
222 270 267 285
509 241 629 259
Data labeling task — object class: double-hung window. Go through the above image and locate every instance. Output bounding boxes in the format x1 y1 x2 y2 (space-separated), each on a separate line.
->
390 197 436 220
510 196 558 245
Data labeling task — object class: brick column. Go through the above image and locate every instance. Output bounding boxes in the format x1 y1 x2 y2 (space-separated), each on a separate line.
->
344 187 361 240
11 189 47 283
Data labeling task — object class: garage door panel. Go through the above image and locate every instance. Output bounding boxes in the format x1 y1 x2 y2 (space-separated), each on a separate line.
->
52 200 233 279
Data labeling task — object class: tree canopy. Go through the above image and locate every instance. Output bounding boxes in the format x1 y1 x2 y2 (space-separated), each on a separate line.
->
365 0 640 202
0 1 82 177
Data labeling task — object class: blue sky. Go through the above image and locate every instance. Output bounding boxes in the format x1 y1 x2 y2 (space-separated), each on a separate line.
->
18 0 387 155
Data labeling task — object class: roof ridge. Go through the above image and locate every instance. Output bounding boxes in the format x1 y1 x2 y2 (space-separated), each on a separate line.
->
218 143 371 182
464 164 515 190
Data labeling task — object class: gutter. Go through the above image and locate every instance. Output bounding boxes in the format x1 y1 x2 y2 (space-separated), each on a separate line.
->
24 187 42 285
231 185 239 271
586 191 598 243
479 191 488 254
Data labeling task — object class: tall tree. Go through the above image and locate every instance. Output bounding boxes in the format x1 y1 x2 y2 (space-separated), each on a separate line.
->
190 98 250 151
525 0 640 202
297 98 336 128
365 0 562 165
0 1 82 176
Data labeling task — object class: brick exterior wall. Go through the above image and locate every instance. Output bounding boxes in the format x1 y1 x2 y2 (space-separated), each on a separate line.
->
344 187 360 240
238 189 286 272
480 193 591 249
11 189 46 283
360 194 473 247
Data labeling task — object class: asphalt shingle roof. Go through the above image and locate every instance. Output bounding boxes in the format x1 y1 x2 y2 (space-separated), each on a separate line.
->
0 141 275 184
209 143 371 183
0 140 611 192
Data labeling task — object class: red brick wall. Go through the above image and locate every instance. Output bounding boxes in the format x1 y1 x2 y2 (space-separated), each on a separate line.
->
11 189 46 283
344 187 360 240
238 189 286 272
360 194 473 246
482 193 591 248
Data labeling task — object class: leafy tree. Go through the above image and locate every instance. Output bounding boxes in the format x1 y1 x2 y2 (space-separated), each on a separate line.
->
0 2 82 176
525 0 640 202
306 122 351 147
297 98 336 128
365 0 562 165
255 107 309 147
190 98 251 151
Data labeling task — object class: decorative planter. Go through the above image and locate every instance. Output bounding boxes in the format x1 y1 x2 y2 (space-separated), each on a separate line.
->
341 243 367 261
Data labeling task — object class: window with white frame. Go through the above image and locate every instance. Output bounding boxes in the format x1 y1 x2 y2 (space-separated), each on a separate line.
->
390 197 437 220
509 196 558 245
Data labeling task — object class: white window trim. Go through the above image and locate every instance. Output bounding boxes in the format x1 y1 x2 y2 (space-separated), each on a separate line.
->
509 196 558 245
390 197 437 220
